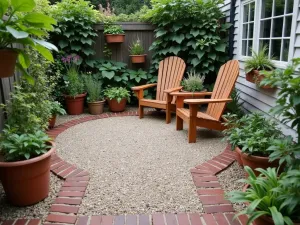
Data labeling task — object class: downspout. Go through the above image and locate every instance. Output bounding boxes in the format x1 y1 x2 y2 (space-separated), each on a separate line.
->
229 0 237 59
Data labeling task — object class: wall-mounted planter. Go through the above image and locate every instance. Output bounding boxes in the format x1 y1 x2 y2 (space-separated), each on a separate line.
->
105 34 125 43
130 54 147 64
0 49 18 78
245 69 274 89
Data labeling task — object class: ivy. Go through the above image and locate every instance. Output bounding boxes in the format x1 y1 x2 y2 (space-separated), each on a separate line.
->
145 0 230 79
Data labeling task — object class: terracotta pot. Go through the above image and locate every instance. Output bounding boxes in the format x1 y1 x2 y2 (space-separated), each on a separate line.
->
240 152 279 176
88 100 105 115
107 98 127 112
130 55 146 63
48 114 57 129
64 93 86 115
246 70 273 89
235 147 243 167
0 142 55 206
256 74 273 89
254 214 300 225
105 34 125 43
0 49 18 78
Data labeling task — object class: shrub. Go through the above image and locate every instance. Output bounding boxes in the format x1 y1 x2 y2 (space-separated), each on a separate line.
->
145 0 230 77
129 38 144 55
51 0 99 69
104 87 131 103
84 75 103 103
181 71 205 92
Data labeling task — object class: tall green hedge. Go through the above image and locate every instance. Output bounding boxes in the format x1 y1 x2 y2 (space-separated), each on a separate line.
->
146 0 231 80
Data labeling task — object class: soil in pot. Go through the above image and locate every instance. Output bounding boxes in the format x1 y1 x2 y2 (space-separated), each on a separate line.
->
88 100 105 115
105 34 125 43
48 115 57 129
0 142 55 206
130 55 146 64
64 93 86 115
0 50 18 78
107 98 127 112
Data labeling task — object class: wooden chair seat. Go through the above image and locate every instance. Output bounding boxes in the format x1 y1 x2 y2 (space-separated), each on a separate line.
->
177 108 218 122
139 99 167 109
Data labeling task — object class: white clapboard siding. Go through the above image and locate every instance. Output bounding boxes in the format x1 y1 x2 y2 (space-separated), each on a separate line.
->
219 0 299 139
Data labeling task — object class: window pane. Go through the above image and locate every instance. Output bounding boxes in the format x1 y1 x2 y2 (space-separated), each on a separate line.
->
248 40 253 56
243 4 249 22
275 0 285 16
271 39 281 60
284 16 292 37
260 40 270 52
260 19 271 38
242 40 247 56
250 2 255 21
249 23 254 38
286 0 293 13
282 39 290 61
272 17 283 37
261 0 272 18
243 24 248 38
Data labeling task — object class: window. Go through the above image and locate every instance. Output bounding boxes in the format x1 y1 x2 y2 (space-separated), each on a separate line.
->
240 0 295 62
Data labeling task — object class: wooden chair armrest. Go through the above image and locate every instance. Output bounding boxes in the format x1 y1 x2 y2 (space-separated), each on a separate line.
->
164 86 183 94
131 83 157 91
184 98 232 105
170 91 213 97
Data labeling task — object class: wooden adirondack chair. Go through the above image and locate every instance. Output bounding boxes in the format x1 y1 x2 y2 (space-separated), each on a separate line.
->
171 60 240 143
132 56 186 123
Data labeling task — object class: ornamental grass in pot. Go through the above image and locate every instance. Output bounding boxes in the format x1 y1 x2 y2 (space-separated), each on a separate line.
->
227 166 300 225
62 54 86 115
84 75 105 115
48 101 66 129
129 38 146 63
104 87 130 112
104 24 125 43
244 46 275 88
181 71 206 95
0 0 57 79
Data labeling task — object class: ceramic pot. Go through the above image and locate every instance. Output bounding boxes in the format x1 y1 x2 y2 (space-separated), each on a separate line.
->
235 146 243 166
64 93 86 115
48 115 57 129
0 142 55 206
88 100 105 115
130 55 146 63
105 34 125 43
0 49 18 78
107 98 127 112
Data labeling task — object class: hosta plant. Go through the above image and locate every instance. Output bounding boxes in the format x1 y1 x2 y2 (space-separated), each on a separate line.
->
181 71 205 92
227 166 300 225
104 87 131 103
50 101 66 116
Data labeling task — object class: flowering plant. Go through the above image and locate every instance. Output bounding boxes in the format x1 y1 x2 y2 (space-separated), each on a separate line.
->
61 54 82 74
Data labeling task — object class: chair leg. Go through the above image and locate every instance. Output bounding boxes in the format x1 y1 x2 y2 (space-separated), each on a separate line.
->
176 115 183 130
166 104 171 124
138 105 144 119
188 119 197 143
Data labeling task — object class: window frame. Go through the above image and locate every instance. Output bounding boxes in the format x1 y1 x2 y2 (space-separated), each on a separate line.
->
238 0 299 68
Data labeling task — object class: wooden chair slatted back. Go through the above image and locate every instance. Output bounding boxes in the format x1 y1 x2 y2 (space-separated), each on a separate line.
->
156 56 186 101
206 60 240 120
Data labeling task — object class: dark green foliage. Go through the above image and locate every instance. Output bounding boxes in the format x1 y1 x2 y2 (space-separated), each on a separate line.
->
111 0 151 15
226 89 244 118
51 0 99 69
146 0 230 78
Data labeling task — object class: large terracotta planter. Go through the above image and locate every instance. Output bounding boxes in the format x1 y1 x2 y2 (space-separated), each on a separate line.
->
245 70 273 89
48 114 57 129
130 55 146 64
235 147 243 166
0 49 18 78
240 152 279 176
107 98 127 112
64 93 86 115
105 34 125 43
88 100 105 115
0 142 55 206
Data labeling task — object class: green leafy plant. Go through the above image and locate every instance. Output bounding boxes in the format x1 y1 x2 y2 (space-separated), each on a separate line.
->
181 71 205 92
226 89 244 118
145 0 230 76
104 87 131 103
0 128 51 162
227 166 300 225
49 101 66 115
84 75 103 103
129 38 144 55
103 44 112 59
244 46 275 73
103 24 124 35
51 0 99 69
128 69 148 83
0 0 58 82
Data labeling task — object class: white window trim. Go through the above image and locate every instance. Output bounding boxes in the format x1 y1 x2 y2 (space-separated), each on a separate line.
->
238 0 299 69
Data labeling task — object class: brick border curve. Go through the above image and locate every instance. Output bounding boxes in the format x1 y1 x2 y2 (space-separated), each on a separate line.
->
1 111 248 225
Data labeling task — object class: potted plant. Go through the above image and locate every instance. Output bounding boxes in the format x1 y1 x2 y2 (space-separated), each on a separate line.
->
104 24 125 43
244 46 275 88
129 38 146 63
48 101 66 129
181 71 206 93
223 113 282 173
84 75 105 115
0 0 57 79
104 87 130 112
62 54 86 115
227 166 300 225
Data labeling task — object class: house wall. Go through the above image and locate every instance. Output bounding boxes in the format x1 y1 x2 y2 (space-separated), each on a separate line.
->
219 0 299 139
